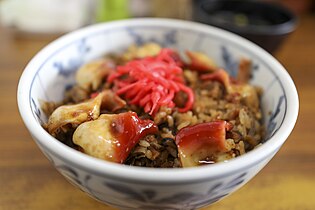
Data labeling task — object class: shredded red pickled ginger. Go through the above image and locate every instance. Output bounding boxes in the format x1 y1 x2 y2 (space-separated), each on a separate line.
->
107 48 194 116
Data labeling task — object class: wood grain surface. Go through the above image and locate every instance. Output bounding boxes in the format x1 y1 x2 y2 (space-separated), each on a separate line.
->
1 15 314 210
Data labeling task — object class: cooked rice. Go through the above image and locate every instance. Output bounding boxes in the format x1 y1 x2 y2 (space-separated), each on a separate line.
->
43 44 264 168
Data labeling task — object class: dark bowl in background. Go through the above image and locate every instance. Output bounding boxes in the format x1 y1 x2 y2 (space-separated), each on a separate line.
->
192 0 297 53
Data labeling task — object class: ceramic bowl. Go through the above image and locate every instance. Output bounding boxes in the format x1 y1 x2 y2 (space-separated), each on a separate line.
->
17 18 298 210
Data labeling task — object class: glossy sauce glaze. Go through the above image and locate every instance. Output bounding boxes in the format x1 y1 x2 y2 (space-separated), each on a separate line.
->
110 112 158 163
175 121 232 167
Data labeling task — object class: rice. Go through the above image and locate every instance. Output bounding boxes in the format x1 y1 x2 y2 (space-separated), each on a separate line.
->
125 69 263 167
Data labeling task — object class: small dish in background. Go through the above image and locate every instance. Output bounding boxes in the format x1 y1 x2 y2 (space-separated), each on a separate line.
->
192 0 297 53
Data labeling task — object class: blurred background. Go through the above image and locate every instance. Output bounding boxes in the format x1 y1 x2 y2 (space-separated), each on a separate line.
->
0 0 313 52
1 1 315 210
0 0 313 34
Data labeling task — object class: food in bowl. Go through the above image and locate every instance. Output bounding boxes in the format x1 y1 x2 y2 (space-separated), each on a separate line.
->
43 43 264 168
18 18 299 209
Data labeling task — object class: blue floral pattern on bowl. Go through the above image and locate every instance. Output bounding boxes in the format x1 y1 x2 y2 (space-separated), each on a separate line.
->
53 38 90 78
37 141 253 210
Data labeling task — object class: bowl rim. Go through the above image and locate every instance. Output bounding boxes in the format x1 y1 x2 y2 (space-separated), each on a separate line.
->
17 18 299 184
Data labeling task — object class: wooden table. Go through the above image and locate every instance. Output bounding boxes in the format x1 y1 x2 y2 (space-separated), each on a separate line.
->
1 15 314 210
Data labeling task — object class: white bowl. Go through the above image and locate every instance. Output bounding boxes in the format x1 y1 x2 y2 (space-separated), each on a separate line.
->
17 18 298 210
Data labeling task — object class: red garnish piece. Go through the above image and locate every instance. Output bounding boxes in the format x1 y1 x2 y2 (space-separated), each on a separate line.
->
90 92 99 98
108 48 194 116
201 69 231 86
186 51 217 72
175 121 231 167
201 69 240 92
